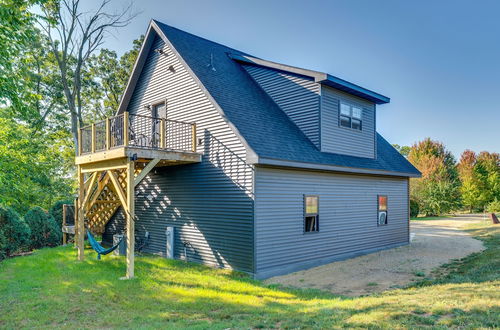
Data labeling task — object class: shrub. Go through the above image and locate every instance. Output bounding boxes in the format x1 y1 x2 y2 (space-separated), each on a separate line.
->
49 199 73 226
0 205 31 256
410 199 420 218
487 199 500 213
24 207 61 249
0 229 6 261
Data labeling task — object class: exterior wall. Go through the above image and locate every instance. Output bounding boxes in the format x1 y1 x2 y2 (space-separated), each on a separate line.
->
321 85 376 158
242 64 321 148
103 34 255 273
254 166 409 279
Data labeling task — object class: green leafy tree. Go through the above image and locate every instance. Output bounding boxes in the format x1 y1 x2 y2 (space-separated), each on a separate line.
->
85 36 143 121
0 113 73 213
487 199 500 213
408 138 460 216
458 150 483 212
476 152 500 208
392 144 411 158
0 0 40 109
24 206 61 248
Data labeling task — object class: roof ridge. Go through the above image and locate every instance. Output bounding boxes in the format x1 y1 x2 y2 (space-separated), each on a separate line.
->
152 19 252 57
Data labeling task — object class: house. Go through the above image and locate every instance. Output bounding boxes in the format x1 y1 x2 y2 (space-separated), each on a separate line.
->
74 20 421 280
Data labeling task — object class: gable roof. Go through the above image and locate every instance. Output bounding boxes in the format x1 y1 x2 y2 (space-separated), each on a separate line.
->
120 20 420 178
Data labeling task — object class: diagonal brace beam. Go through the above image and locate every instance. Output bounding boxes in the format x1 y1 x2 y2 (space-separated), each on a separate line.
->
108 170 128 212
81 172 98 212
134 159 160 187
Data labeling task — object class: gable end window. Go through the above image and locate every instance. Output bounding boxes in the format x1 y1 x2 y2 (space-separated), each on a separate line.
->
340 102 362 130
304 195 319 233
378 195 388 226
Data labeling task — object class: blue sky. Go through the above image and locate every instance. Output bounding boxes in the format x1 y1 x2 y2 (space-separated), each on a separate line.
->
82 0 499 157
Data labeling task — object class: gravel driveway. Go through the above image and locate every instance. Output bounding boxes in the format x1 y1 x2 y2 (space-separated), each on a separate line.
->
266 215 486 296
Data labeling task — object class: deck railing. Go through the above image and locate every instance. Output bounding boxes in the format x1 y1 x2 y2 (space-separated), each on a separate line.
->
78 113 197 155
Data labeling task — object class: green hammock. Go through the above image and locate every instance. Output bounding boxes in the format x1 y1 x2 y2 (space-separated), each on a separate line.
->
87 230 123 260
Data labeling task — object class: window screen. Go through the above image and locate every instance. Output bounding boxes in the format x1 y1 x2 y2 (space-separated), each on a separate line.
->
304 195 319 232
378 195 388 226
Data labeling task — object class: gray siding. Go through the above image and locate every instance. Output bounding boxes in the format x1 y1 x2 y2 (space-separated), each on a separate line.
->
104 34 254 273
254 166 409 279
242 64 321 148
321 85 376 158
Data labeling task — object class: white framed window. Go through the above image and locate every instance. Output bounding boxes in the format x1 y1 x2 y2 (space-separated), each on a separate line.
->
304 195 319 233
339 102 362 130
378 195 388 226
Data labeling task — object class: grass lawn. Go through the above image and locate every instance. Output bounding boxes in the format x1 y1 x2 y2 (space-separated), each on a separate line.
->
411 215 453 221
1 223 499 329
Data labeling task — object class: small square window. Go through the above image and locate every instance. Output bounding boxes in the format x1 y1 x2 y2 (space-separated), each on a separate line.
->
340 103 351 116
304 195 319 233
352 107 362 119
340 115 351 128
339 102 363 131
351 119 362 130
378 195 388 226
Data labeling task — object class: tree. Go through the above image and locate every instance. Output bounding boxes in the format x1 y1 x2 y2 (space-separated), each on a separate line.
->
408 138 460 216
0 112 73 214
85 35 143 120
38 0 136 153
476 151 500 207
0 0 40 109
457 150 483 212
393 144 411 158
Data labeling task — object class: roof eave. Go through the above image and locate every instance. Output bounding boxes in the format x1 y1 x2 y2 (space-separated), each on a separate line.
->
254 157 421 178
317 75 390 104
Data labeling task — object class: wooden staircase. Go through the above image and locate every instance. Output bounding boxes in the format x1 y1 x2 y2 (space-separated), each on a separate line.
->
75 112 202 278
84 170 128 234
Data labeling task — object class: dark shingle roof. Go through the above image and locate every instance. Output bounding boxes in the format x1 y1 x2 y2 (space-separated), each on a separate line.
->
155 21 420 177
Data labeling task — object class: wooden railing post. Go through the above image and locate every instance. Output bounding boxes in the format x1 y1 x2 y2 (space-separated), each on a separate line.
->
91 123 96 153
123 112 129 146
191 123 197 152
106 118 111 150
160 118 166 149
77 127 82 156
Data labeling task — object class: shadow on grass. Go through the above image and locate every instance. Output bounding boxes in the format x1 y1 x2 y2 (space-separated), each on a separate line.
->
1 228 499 329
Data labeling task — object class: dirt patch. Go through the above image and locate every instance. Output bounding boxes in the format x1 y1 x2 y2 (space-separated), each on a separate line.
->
265 215 486 296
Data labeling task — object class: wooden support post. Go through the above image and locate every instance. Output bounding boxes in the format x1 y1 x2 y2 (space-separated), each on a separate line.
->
160 118 166 149
77 166 85 261
91 123 96 153
78 128 82 156
106 118 111 150
62 204 67 245
123 112 129 147
74 197 78 248
191 123 197 152
126 161 135 279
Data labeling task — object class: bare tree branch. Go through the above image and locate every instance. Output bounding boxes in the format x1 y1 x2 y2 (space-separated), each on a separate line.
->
38 0 137 154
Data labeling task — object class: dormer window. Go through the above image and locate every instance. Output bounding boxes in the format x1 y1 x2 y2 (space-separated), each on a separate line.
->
340 102 362 130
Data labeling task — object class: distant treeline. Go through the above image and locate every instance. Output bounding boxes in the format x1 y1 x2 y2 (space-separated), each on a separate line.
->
393 139 500 217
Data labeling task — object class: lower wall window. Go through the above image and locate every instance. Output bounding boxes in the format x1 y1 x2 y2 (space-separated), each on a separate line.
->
378 195 388 225
304 195 319 232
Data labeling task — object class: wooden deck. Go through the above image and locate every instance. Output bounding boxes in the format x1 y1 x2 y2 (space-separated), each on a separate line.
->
75 112 201 279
